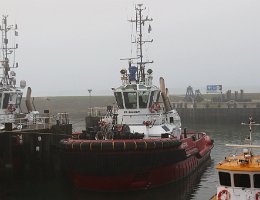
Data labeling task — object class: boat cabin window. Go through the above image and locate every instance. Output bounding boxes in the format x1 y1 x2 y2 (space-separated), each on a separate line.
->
218 172 231 186
0 93 2 108
114 92 124 109
148 91 155 108
3 93 10 109
16 93 22 107
138 85 146 90
254 174 260 188
138 91 149 108
125 84 137 90
123 92 137 109
162 125 170 132
149 91 160 108
234 174 251 188
156 91 160 102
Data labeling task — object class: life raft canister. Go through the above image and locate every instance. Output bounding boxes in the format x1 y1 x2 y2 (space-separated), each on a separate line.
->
217 189 230 200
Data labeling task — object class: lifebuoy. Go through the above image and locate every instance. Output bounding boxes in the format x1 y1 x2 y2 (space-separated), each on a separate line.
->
143 121 152 126
217 189 230 200
256 192 260 200
149 102 160 113
7 104 16 112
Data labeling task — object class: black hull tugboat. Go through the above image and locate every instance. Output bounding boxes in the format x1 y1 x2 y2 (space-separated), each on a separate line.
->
0 16 72 181
59 4 213 191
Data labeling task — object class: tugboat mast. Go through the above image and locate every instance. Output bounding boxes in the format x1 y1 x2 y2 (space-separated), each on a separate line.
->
0 15 18 87
129 4 153 83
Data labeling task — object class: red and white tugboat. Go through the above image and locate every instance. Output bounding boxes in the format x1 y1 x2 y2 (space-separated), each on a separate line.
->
59 4 214 191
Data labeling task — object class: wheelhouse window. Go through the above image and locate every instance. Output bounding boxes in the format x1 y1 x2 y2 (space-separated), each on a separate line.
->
162 125 170 132
123 92 137 109
149 91 160 108
16 93 22 107
156 91 160 102
125 84 137 90
138 91 149 108
218 172 231 186
138 85 146 90
114 92 124 109
234 174 251 188
254 174 260 188
0 93 2 109
3 93 10 109
149 91 155 108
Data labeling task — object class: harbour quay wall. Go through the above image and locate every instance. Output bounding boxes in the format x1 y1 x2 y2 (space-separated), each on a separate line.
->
176 108 259 124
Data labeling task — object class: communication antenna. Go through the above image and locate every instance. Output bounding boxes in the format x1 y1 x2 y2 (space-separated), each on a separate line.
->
241 116 260 145
128 4 153 83
0 15 19 87
225 117 260 152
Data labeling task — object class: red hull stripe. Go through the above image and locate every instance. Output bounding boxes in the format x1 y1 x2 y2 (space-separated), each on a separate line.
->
71 150 211 191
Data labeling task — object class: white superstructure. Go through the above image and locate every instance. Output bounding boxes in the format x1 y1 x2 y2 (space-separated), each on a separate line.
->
101 4 181 139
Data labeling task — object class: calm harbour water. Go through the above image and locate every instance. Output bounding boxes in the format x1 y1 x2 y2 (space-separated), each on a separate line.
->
2 119 260 200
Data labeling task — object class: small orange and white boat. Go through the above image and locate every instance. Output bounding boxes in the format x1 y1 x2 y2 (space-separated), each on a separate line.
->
211 117 260 200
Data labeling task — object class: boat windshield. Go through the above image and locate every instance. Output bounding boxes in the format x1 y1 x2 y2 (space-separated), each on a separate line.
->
148 91 160 108
218 172 231 187
219 172 260 188
234 173 250 188
123 92 137 109
3 93 10 109
16 93 22 107
138 91 149 108
114 92 124 109
254 174 260 188
0 93 2 108
2 93 20 109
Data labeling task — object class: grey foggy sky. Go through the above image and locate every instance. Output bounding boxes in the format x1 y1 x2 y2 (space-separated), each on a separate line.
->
1 0 260 96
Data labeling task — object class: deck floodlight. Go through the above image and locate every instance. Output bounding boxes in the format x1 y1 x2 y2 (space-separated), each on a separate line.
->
120 69 127 75
147 69 153 74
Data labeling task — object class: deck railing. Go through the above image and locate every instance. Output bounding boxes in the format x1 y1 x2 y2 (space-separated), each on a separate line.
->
0 112 70 131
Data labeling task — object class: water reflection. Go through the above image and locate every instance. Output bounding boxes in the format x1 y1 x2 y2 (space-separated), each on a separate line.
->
74 158 211 200
1 159 210 200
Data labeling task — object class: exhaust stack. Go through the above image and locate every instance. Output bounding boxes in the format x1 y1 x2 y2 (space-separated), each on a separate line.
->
159 77 172 112
25 87 33 113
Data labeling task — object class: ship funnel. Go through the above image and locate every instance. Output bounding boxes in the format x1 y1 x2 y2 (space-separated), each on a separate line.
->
25 87 33 113
159 77 172 112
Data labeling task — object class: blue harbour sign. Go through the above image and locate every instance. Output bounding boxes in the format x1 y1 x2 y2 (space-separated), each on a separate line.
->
206 85 222 93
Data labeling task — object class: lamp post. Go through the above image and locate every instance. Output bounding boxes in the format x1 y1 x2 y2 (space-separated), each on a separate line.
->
88 89 92 116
